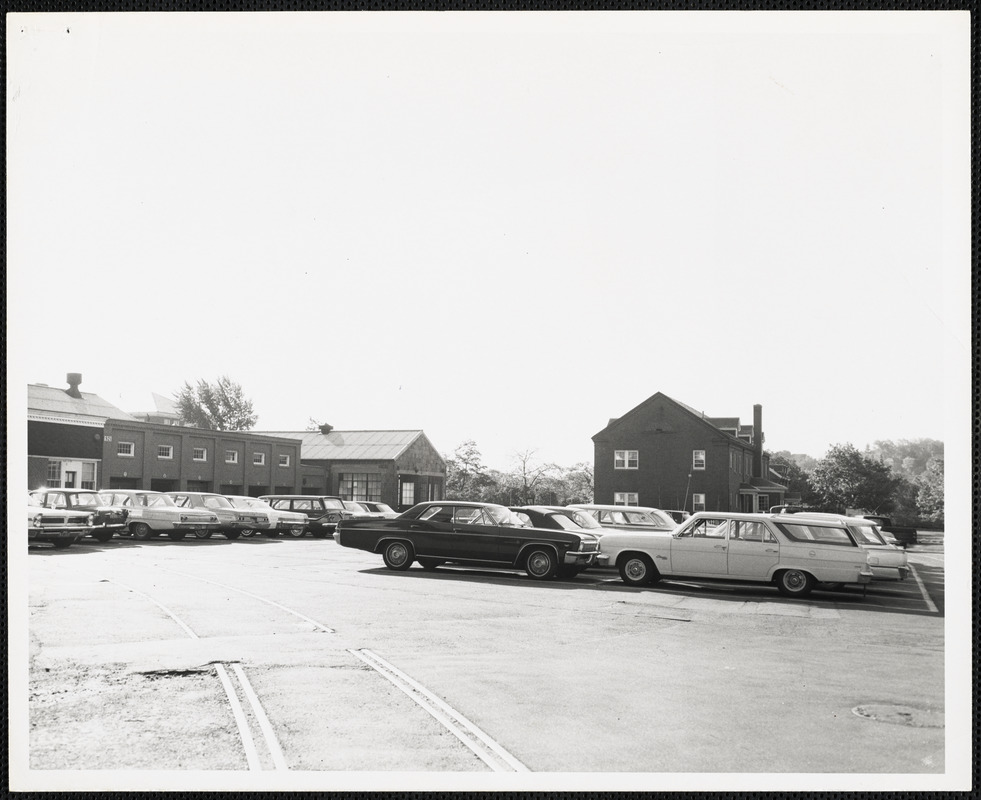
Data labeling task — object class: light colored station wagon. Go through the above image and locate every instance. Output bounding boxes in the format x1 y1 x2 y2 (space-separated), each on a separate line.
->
596 511 874 597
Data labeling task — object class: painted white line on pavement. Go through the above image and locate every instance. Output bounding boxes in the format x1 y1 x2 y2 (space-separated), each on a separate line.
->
232 664 289 770
907 564 939 613
350 648 530 773
157 567 335 633
108 579 276 770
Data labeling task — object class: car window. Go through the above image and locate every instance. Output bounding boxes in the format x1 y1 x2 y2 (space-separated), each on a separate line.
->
732 521 772 542
547 514 579 531
512 511 533 527
623 511 655 525
144 494 176 507
562 511 601 529
204 496 233 509
775 522 855 546
293 500 312 510
599 510 628 525
849 524 887 545
419 505 453 522
453 507 484 525
679 518 729 538
172 495 190 508
321 498 345 510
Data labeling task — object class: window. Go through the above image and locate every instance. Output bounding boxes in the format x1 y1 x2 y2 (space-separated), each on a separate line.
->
339 473 382 502
692 450 706 470
157 445 174 460
685 518 728 538
732 521 773 542
253 453 265 466
614 450 639 469
400 480 415 507
225 450 239 464
81 463 97 490
757 495 769 513
117 442 135 458
614 492 639 506
46 460 62 486
692 493 706 512
278 454 290 468
193 447 208 462
776 522 855 547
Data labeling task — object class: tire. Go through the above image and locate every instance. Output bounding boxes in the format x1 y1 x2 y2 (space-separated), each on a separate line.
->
92 531 114 543
776 569 816 597
418 558 443 571
524 547 557 580
287 526 305 538
224 531 241 540
131 522 153 541
168 530 187 541
310 531 328 539
51 540 73 549
382 540 413 571
618 554 658 586
240 529 257 538
194 529 213 539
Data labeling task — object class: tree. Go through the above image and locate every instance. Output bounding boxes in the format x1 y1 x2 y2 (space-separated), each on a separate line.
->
916 458 944 523
812 443 899 513
444 440 493 500
174 376 257 431
867 439 944 480
505 450 558 506
767 453 819 506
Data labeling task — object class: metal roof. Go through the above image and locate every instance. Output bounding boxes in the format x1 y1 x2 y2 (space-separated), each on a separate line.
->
257 429 429 462
28 383 139 427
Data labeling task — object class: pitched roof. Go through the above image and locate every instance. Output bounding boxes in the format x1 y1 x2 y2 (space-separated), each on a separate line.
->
28 383 139 428
595 392 756 446
256 429 437 462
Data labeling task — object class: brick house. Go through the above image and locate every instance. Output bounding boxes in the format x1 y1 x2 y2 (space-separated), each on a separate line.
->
258 426 446 511
592 392 787 513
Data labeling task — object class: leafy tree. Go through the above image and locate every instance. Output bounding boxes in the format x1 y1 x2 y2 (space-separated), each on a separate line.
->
505 450 558 506
769 449 820 473
767 453 819 506
916 458 944 523
444 440 493 500
812 443 899 513
867 439 944 480
174 376 257 431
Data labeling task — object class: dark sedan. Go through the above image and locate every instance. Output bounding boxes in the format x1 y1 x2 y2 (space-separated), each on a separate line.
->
336 501 600 580
29 489 129 543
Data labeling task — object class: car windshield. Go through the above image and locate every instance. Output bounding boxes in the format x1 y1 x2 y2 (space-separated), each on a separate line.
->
99 493 127 506
28 494 44 507
546 513 581 531
321 498 345 510
203 495 234 509
623 510 660 525
372 503 395 514
644 510 676 527
560 510 602 529
849 523 887 545
345 501 369 511
68 493 100 507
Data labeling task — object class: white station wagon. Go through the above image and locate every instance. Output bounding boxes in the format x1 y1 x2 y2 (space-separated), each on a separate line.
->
596 511 875 597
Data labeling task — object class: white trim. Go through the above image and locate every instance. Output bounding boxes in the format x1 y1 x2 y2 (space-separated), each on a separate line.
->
27 412 107 428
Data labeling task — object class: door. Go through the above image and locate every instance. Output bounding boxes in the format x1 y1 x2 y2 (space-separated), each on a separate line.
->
726 520 780 578
64 471 77 489
670 517 730 576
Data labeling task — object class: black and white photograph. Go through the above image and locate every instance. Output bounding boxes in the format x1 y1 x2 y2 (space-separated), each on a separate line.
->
7 9 972 792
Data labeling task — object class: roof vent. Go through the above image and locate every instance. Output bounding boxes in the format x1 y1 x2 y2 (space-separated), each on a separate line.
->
319 423 334 435
66 373 83 399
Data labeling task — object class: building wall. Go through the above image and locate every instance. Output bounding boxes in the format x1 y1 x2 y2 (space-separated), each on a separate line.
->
101 420 301 494
594 397 755 513
28 421 104 460
394 436 446 510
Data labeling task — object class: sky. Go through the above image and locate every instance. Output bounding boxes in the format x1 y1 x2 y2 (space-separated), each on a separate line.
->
8 11 971 472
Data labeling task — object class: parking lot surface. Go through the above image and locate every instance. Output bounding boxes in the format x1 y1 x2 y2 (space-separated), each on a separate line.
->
19 534 948 790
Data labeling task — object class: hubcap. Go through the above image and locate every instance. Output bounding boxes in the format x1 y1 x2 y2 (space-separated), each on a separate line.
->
785 571 805 590
528 552 550 576
389 544 408 565
625 559 647 581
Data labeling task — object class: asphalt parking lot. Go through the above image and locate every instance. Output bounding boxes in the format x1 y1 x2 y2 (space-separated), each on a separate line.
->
17 534 950 790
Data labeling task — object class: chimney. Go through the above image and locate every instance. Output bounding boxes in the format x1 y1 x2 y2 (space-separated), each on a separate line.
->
66 373 83 399
318 423 334 435
752 404 763 478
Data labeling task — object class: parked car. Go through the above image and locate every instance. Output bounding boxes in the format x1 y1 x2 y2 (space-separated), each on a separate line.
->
27 504 94 549
336 500 600 580
787 513 909 581
341 500 374 517
258 495 355 538
859 515 918 547
358 501 399 519
98 490 220 541
596 511 874 597
224 495 306 538
29 488 129 543
536 506 608 537
166 491 269 539
567 504 676 532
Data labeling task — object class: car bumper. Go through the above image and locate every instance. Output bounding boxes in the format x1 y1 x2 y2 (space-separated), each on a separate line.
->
857 569 874 584
871 565 910 581
29 528 88 542
172 521 222 530
564 551 598 566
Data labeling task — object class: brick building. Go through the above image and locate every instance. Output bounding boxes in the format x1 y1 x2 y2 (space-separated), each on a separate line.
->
592 392 787 513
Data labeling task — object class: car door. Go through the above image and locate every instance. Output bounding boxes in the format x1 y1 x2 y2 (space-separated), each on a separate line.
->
669 517 730 576
726 520 780 578
401 504 460 559
449 506 509 563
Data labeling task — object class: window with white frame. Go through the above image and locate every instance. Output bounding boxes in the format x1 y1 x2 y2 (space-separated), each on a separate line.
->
253 452 265 466
192 447 208 462
692 493 706 512
225 450 239 464
614 450 639 469
157 445 174 460
614 492 639 506
400 480 415 507
692 450 706 470
117 441 135 457
81 463 97 490
47 460 62 486
278 454 290 467
757 494 770 513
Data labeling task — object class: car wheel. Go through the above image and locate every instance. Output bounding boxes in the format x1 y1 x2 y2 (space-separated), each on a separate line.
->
194 529 213 539
382 541 413 571
240 528 256 538
776 569 816 597
619 554 657 586
51 540 73 549
287 526 305 538
224 531 241 540
418 558 442 571
131 522 153 541
168 530 187 541
92 531 114 543
524 548 557 580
